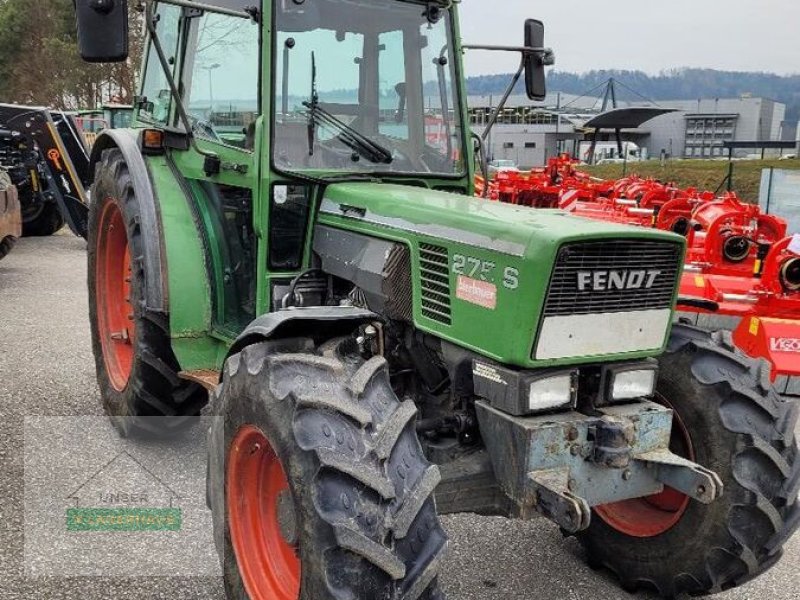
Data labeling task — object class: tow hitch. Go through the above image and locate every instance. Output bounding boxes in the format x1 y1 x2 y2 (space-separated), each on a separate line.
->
475 400 723 533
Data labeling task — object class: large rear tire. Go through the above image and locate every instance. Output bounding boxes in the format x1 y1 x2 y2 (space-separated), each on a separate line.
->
577 325 800 597
208 340 448 600
88 148 207 436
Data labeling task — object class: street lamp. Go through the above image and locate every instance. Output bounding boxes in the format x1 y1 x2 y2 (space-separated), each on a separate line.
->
202 63 221 117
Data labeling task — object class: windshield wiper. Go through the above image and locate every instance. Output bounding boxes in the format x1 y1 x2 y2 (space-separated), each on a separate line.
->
307 52 319 158
304 52 393 165
303 101 394 165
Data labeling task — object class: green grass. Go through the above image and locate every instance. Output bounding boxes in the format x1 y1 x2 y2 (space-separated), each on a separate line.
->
582 159 800 203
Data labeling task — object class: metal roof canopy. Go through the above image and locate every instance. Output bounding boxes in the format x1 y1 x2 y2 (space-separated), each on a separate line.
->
582 107 679 165
583 107 679 130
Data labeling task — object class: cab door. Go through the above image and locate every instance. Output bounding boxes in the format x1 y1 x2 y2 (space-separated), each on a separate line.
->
143 6 262 338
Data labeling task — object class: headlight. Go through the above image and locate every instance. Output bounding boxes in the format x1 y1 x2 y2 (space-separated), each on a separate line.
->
472 360 576 416
608 367 657 401
529 374 574 412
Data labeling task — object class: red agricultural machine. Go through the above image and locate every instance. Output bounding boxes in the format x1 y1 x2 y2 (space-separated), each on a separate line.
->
478 156 800 393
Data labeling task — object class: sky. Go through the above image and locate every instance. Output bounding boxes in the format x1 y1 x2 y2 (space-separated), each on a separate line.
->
458 0 800 77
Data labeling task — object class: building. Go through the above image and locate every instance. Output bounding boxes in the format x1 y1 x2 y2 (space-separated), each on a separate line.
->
467 92 597 166
467 92 789 167
645 97 786 159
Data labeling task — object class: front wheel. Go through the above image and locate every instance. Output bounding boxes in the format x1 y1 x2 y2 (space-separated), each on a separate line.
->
208 340 448 600
576 325 800 597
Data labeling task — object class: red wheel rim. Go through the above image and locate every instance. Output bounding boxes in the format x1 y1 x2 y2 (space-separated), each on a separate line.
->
96 198 135 392
594 396 693 537
227 426 301 600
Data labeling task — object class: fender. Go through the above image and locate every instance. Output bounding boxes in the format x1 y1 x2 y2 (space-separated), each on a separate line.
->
90 129 167 314
227 306 378 362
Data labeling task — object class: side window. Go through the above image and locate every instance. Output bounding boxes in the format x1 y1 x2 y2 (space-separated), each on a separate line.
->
378 30 408 141
184 13 260 149
139 3 182 125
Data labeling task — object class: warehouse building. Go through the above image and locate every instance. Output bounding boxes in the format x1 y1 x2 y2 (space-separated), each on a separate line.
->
645 97 787 159
467 92 598 167
468 93 790 167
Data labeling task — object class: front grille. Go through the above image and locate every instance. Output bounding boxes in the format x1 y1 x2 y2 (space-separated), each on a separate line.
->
419 243 452 325
543 240 682 317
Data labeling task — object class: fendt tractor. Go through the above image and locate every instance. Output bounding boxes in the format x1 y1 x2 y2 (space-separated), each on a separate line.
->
74 1 799 598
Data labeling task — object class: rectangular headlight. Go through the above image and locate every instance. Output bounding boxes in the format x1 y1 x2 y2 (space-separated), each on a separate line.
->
529 375 574 412
472 360 576 416
610 369 657 401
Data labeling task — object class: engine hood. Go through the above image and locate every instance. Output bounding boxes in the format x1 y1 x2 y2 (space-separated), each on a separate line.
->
320 182 681 255
318 182 685 369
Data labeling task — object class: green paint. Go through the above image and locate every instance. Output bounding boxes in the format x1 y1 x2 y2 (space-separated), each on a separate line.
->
66 508 182 531
319 183 685 367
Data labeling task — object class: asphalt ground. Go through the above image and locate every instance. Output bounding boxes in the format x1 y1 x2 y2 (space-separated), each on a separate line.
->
1 232 798 599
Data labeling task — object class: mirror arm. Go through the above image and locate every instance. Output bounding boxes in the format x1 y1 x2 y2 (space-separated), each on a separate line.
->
144 1 219 167
462 44 554 142
462 44 553 59
479 53 525 143
153 0 255 20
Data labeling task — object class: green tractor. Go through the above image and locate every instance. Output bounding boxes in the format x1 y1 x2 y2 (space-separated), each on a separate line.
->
74 1 799 598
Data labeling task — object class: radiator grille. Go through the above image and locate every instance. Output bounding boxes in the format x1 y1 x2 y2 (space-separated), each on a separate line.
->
543 240 682 317
419 243 452 325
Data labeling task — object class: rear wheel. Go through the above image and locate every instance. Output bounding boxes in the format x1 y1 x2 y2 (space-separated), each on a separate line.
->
577 325 800 596
208 340 448 600
88 148 207 436
22 201 64 237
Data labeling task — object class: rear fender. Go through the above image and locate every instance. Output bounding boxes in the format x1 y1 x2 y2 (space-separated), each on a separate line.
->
90 129 167 314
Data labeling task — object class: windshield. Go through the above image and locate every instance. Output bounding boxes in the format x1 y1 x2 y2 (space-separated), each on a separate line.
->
273 0 464 177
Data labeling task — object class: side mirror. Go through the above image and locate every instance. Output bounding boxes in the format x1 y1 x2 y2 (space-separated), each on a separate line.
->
75 0 129 63
524 19 550 102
